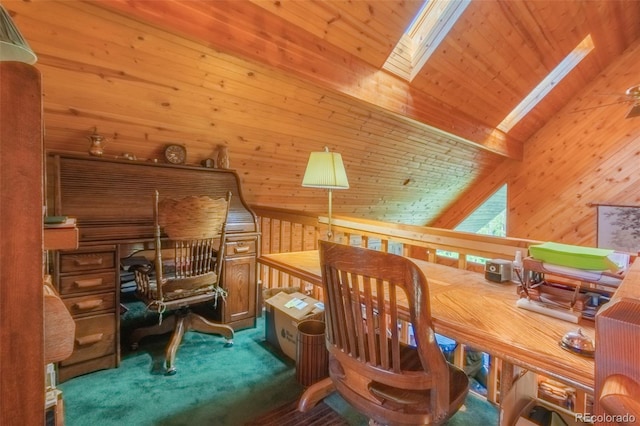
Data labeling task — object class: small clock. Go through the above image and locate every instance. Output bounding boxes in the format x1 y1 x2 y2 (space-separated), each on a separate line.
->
164 144 187 164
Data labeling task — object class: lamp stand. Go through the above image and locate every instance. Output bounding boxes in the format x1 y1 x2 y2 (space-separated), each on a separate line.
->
327 188 333 240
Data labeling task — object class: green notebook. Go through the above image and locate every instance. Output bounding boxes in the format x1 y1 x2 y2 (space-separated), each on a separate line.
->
529 242 618 271
44 216 68 224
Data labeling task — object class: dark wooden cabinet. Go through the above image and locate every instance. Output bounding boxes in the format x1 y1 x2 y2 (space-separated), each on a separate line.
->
47 153 260 377
218 236 258 329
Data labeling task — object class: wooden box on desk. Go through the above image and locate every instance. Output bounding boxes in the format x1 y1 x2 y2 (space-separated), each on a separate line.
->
44 227 79 250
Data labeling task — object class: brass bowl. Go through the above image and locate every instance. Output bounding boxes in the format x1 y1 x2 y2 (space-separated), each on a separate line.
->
560 328 595 357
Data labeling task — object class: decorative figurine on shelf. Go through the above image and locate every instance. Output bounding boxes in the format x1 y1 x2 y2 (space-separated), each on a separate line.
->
87 130 107 156
217 144 230 169
201 158 216 168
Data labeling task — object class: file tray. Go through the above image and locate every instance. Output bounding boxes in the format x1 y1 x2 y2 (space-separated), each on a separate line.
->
529 242 618 271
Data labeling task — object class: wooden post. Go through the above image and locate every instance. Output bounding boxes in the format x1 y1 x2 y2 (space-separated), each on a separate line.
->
0 62 44 425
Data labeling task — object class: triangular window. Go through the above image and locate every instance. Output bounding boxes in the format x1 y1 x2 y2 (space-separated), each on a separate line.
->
455 184 507 237
437 184 507 262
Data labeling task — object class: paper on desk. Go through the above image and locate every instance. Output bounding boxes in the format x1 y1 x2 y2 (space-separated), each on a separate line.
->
284 297 308 310
542 262 624 286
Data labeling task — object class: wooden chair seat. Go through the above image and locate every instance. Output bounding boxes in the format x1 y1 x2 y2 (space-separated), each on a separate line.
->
137 270 220 303
369 362 468 411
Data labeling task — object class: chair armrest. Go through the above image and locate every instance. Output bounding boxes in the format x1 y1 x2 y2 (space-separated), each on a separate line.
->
600 374 640 425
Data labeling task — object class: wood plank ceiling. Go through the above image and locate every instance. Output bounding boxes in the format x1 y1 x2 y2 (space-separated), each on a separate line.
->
7 0 640 225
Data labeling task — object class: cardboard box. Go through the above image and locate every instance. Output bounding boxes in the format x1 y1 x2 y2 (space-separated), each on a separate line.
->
265 291 324 360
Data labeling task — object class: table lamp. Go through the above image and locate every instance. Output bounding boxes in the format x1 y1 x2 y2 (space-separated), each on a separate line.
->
0 4 37 64
302 147 349 240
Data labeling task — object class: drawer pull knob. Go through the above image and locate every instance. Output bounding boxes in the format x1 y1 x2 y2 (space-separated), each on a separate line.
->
73 278 103 289
74 258 104 267
234 246 250 253
76 333 104 346
73 299 103 311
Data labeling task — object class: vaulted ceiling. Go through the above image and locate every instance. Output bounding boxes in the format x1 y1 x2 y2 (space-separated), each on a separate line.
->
7 0 640 225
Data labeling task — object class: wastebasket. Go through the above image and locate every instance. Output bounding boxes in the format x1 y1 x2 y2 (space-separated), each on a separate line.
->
296 319 329 386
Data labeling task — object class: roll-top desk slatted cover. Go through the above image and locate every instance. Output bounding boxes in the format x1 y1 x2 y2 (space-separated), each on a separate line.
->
47 153 258 242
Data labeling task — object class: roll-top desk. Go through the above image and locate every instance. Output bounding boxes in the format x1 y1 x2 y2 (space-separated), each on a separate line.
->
47 152 260 381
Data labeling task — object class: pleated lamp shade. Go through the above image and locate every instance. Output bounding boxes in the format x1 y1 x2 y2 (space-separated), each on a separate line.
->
0 5 37 64
302 147 349 189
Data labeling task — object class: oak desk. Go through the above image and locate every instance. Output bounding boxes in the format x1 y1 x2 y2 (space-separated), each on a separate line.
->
259 250 595 397
48 152 260 381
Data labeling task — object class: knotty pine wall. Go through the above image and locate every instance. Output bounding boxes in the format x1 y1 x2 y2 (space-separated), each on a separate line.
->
10 0 503 227
8 1 638 245
432 38 640 247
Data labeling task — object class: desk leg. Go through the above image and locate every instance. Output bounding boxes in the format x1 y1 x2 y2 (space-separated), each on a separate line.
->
487 355 499 405
453 343 465 370
297 377 335 412
500 360 516 402
55 397 64 426
575 388 589 414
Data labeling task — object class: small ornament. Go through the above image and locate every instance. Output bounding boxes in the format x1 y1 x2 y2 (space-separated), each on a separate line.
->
201 158 216 168
217 145 230 169
87 131 107 156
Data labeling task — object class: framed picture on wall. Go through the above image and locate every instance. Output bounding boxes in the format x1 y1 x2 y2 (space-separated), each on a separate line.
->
597 204 640 253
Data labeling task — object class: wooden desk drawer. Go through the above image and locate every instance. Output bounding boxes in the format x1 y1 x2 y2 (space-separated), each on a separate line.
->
63 292 115 317
60 251 116 273
226 239 257 256
59 271 116 295
60 313 116 367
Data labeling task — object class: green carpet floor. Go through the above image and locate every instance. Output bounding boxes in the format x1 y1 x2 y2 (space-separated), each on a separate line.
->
59 302 499 425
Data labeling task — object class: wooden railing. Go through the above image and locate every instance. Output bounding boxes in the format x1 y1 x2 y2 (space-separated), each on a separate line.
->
253 206 540 296
253 207 322 296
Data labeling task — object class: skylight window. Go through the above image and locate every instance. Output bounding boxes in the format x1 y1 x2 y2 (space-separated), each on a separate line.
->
383 0 471 82
497 34 595 133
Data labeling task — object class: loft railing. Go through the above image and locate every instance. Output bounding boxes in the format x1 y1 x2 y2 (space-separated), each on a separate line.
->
253 206 539 295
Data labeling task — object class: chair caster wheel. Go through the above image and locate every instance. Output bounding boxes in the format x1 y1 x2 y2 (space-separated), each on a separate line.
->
165 367 177 376
224 340 233 348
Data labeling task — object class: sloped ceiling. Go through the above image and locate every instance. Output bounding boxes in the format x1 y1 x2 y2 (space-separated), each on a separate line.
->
7 0 640 225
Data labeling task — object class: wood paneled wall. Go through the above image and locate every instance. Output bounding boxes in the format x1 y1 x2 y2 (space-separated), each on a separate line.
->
7 0 503 227
6 0 639 242
432 39 640 246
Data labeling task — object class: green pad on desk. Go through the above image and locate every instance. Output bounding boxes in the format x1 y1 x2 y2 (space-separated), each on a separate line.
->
44 215 68 224
529 242 618 271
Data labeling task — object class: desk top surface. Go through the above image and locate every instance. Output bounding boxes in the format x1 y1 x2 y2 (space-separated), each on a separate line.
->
259 250 595 391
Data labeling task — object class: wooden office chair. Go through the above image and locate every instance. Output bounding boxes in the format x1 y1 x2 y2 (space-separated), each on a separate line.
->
130 190 234 375
319 241 469 425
